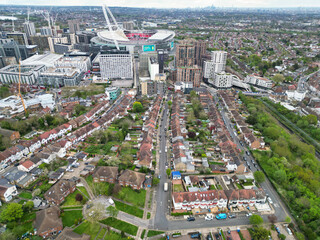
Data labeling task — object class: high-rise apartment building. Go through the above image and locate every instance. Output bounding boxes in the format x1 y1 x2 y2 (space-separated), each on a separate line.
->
68 20 80 34
123 21 134 30
204 51 227 79
6 32 28 45
23 22 36 37
99 50 133 80
176 66 202 88
40 27 53 36
175 39 206 67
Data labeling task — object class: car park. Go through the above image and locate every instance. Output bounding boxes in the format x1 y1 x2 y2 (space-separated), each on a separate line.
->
187 216 195 221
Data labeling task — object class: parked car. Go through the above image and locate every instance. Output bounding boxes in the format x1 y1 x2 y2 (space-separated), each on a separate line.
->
187 216 195 221
267 197 273 204
190 232 201 239
215 233 220 240
246 151 250 156
228 214 236 219
205 214 214 221
207 234 213 240
286 227 293 235
246 213 252 217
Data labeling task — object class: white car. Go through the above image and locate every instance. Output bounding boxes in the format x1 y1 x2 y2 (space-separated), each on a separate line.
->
267 197 273 204
205 214 214 221
246 213 252 217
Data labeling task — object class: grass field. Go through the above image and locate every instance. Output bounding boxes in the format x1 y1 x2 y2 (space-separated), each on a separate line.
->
77 186 90 199
104 230 134 240
173 184 184 192
115 187 146 208
19 192 32 199
147 230 165 237
74 221 101 240
61 210 83 227
114 200 144 218
100 217 138 236
62 190 86 206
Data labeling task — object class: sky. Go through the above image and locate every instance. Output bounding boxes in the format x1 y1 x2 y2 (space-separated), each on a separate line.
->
2 0 320 8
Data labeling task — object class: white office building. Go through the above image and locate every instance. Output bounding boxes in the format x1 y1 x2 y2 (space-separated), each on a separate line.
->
244 75 273 89
0 64 46 85
23 22 36 37
148 57 159 80
204 51 227 79
99 51 133 80
38 66 82 87
209 72 233 88
55 56 91 73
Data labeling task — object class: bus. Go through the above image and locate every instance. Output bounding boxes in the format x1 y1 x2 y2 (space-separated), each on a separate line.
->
164 182 168 192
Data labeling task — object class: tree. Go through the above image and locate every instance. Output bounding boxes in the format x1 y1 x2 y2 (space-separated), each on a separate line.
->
273 169 287 183
0 230 16 240
85 203 105 223
75 193 84 202
23 201 34 213
250 227 270 240
167 100 172 107
187 131 196 139
106 206 118 219
166 168 171 177
152 177 160 186
285 216 291 223
279 234 286 240
249 214 264 225
305 114 317 125
112 184 122 195
254 171 265 184
75 104 87 116
268 214 277 224
0 203 23 222
273 74 285 84
132 102 144 113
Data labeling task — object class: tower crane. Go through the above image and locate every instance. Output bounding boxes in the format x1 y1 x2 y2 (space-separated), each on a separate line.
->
18 60 27 114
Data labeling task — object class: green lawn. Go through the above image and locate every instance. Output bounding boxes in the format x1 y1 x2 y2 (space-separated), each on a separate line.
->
147 230 165 237
74 221 101 240
96 227 107 239
115 187 146 208
104 230 134 240
209 185 216 190
141 229 146 239
114 200 144 218
19 192 32 199
77 186 90 199
236 183 244 189
173 184 184 192
147 212 151 219
61 210 83 227
100 217 138 236
62 190 86 206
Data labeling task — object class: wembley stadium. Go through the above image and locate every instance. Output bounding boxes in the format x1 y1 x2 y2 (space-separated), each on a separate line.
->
91 6 175 52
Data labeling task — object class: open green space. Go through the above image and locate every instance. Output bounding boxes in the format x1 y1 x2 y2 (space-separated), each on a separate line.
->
61 210 83 227
62 189 86 207
100 218 138 236
77 186 90 199
96 227 107 239
18 192 32 199
74 221 101 240
114 200 144 218
104 230 134 240
147 230 165 237
114 187 146 208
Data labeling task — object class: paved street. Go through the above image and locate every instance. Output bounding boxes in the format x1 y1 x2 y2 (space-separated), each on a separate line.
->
150 86 293 232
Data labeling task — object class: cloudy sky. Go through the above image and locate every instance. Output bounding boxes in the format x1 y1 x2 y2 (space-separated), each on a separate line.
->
2 0 320 8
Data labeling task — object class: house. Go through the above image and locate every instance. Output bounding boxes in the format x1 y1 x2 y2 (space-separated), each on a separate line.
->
172 190 228 211
18 160 36 172
0 128 20 142
0 178 18 202
118 169 146 190
56 227 90 240
48 168 65 184
34 206 63 238
172 171 182 180
225 189 267 208
93 166 118 183
44 179 76 205
75 152 88 161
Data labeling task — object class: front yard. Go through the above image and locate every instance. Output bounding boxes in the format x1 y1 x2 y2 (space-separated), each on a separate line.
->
61 210 83 227
62 190 87 207
100 217 138 236
114 187 146 208
114 200 144 218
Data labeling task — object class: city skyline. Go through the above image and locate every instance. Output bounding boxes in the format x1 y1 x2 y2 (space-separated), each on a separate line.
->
1 0 320 8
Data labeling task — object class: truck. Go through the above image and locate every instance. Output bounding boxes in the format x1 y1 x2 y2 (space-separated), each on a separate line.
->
216 213 227 220
164 182 168 192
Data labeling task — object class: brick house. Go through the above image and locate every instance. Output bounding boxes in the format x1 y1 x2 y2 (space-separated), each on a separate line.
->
93 166 118 183
34 206 63 238
118 169 146 190
44 179 76 205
